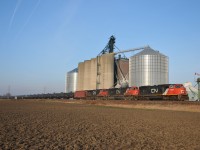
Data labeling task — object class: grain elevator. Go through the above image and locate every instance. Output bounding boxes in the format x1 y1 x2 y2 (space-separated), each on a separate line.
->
66 36 169 92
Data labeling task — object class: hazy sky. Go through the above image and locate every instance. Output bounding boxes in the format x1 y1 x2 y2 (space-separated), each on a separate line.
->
0 0 199 95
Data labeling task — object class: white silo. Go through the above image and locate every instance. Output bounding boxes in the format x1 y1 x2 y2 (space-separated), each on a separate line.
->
129 46 168 87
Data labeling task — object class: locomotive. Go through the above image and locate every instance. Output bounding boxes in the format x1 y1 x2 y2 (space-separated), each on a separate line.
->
74 84 189 101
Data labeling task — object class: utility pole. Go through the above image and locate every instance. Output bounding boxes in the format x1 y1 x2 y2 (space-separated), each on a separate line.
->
197 78 200 101
7 85 11 99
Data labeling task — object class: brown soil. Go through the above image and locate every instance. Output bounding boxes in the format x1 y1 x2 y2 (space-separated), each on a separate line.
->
0 99 200 149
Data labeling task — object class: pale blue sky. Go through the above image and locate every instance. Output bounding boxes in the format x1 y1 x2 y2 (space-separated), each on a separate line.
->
0 0 199 95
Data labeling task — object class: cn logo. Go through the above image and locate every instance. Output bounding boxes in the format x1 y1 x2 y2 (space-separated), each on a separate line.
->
151 88 158 93
116 90 121 94
93 91 96 95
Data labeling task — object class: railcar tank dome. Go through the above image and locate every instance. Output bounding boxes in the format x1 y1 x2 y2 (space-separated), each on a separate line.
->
129 46 169 87
65 68 78 93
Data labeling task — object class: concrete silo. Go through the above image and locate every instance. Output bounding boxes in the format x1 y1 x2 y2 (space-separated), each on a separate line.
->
65 68 78 93
96 53 115 89
77 58 98 90
129 46 168 87
77 53 114 91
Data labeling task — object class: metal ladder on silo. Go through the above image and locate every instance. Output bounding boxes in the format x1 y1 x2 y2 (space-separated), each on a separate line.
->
96 56 101 89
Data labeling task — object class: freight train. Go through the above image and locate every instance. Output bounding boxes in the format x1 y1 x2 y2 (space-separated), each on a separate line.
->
14 84 188 101
74 84 189 101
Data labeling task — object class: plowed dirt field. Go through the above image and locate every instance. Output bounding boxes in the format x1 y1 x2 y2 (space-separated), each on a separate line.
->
0 100 200 149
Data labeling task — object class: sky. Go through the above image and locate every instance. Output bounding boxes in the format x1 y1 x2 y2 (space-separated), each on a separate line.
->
0 0 200 95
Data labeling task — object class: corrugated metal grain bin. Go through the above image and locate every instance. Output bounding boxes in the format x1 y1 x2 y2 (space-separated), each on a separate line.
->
129 47 168 87
66 68 78 93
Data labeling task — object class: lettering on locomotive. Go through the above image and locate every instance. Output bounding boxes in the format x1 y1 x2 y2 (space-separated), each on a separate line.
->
93 91 96 95
151 88 158 93
116 89 120 94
